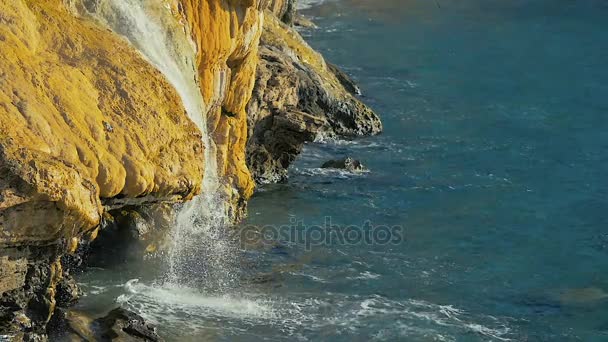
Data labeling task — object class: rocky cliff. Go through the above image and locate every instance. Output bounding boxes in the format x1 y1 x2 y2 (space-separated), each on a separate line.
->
246 9 382 183
0 0 381 339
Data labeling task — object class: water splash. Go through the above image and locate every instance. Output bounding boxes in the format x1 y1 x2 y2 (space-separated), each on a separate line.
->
109 279 515 341
86 0 236 290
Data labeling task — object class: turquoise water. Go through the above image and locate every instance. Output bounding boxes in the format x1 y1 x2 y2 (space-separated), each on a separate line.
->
76 0 608 340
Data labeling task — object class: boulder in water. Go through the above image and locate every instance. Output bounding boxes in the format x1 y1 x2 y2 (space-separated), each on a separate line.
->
321 157 367 172
95 308 163 342
49 308 162 341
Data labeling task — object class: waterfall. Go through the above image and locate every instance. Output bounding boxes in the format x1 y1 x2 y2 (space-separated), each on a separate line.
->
87 0 237 290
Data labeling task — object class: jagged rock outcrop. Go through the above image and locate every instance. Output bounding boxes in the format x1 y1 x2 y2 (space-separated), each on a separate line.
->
246 11 382 183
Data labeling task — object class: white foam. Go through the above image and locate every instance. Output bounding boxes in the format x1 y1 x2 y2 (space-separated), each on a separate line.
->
293 167 369 179
347 271 381 280
298 0 330 10
118 280 275 323
102 277 517 340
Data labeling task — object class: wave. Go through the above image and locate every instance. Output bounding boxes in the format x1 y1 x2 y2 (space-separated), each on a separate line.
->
110 279 516 341
298 0 330 10
346 271 381 280
292 167 370 179
115 280 276 336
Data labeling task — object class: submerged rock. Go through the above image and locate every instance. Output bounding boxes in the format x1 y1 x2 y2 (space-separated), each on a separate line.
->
47 308 94 341
321 158 367 172
556 287 608 305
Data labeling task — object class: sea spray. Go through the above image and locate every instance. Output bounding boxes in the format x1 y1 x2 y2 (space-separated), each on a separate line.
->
86 0 238 290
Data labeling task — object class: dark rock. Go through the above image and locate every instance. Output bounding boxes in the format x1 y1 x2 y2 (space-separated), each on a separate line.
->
321 157 366 172
267 0 298 25
49 308 161 342
95 308 163 342
19 332 48 341
55 274 81 308
293 15 318 29
0 203 171 340
0 245 63 338
85 205 174 269
280 0 297 25
103 121 114 133
249 273 280 285
327 63 362 96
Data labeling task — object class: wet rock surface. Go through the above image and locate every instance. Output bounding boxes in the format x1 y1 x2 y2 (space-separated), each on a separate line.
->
54 274 82 308
95 308 163 342
327 63 363 96
293 15 318 29
0 246 62 338
84 205 174 269
48 307 163 342
321 157 367 172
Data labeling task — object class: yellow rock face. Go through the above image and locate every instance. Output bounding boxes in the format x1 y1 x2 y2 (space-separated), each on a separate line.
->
179 0 264 215
263 12 350 102
0 0 204 246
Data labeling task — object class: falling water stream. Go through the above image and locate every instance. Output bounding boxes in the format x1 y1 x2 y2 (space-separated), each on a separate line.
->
87 0 237 291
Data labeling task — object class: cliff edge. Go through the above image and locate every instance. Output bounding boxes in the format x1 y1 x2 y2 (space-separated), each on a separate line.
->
247 9 382 183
